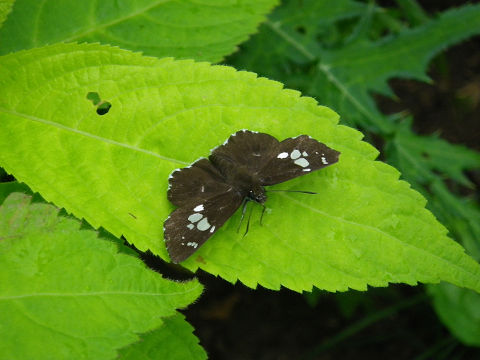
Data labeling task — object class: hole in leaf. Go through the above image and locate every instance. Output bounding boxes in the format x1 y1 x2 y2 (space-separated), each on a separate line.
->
86 92 101 106
86 92 112 115
96 101 112 115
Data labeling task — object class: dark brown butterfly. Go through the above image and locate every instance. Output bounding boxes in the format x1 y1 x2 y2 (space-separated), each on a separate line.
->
164 130 340 263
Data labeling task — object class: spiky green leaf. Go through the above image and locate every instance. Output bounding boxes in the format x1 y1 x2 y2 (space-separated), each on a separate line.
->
1 43 480 293
0 192 202 360
0 0 278 62
229 2 480 132
119 313 207 360
386 123 480 188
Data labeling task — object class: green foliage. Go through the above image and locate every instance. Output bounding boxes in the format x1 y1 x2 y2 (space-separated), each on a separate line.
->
0 0 278 62
229 2 480 133
428 283 480 347
1 43 480 294
119 313 207 360
0 193 202 360
0 0 14 28
387 122 480 188
1 0 480 355
0 181 32 203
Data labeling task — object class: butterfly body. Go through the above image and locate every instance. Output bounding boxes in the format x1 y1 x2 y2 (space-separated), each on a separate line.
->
164 130 340 263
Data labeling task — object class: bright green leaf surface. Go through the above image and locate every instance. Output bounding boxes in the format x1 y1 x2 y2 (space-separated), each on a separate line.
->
0 192 202 360
0 0 278 62
1 43 480 293
119 313 207 360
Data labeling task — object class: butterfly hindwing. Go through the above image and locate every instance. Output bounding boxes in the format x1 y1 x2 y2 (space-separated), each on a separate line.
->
164 190 244 263
167 158 232 207
210 130 279 176
259 135 340 185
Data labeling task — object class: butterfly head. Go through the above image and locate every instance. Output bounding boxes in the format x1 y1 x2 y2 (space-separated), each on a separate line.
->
248 184 267 204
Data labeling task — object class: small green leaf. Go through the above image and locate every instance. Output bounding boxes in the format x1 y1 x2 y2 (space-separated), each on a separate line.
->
1 43 480 293
0 0 278 62
119 313 207 360
428 283 480 347
0 192 202 360
387 123 480 188
0 181 32 203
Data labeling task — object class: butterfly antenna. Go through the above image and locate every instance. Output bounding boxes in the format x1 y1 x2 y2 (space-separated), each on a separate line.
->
243 203 254 238
267 189 317 195
237 198 249 233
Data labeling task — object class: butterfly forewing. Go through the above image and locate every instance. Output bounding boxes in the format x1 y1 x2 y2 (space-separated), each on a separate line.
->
164 189 244 263
259 135 340 185
167 158 231 207
164 130 341 263
210 130 279 176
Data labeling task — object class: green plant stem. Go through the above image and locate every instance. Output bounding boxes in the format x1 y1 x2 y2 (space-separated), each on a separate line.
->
302 293 427 359
413 336 458 360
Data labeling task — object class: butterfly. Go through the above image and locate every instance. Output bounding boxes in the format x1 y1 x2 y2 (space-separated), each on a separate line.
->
164 130 340 263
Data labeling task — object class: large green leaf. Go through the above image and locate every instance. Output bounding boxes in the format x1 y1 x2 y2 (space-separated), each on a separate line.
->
119 313 207 360
0 0 278 62
1 43 480 293
0 192 202 360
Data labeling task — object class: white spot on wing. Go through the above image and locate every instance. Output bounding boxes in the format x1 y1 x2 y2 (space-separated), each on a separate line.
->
210 226 216 233
303 168 311 172
187 242 198 248
302 151 308 157
188 213 203 223
277 152 288 159
187 224 194 230
197 217 211 231
321 156 328 165
294 158 309 167
290 149 301 159
193 204 204 212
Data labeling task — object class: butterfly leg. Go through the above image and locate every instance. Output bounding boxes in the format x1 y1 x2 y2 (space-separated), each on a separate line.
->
259 204 266 226
237 197 249 233
243 202 254 238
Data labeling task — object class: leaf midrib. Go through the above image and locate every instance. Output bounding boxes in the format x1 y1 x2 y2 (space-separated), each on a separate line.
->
0 107 188 165
62 0 173 43
0 285 201 300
